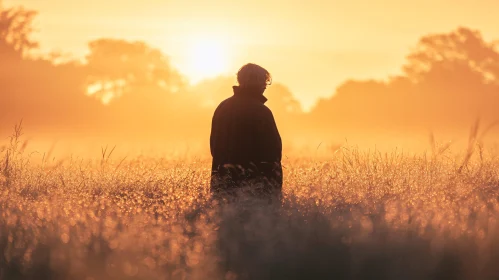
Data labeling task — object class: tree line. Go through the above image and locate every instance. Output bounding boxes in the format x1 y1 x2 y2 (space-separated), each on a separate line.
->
1 3 499 150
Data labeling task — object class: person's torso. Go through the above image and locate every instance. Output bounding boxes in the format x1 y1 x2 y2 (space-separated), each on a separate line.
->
212 95 270 166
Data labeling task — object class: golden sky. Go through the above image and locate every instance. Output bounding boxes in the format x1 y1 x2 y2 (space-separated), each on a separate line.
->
6 0 499 109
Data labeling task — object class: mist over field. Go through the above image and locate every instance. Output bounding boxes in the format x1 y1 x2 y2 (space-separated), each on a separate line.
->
2 2 499 156
2 1 499 279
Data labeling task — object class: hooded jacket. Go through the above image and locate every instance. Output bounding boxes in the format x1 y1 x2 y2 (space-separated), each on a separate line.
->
210 86 282 194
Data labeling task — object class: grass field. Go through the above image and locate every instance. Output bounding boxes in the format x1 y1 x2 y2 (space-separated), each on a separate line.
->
2 128 499 280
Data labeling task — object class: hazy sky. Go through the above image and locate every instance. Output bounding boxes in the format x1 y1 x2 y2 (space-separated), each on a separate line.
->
5 0 499 109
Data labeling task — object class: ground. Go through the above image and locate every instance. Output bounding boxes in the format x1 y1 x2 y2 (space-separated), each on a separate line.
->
1 142 499 280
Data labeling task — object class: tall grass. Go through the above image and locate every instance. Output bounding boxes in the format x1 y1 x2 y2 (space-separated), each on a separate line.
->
1 128 499 279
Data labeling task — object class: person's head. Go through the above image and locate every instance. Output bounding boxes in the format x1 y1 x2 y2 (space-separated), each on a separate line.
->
237 63 272 93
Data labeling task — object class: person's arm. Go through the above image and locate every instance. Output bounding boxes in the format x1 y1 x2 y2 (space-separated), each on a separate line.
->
254 107 283 188
210 102 225 158
256 108 282 162
210 115 216 158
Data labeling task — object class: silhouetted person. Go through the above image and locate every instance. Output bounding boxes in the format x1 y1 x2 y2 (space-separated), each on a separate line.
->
210 63 282 201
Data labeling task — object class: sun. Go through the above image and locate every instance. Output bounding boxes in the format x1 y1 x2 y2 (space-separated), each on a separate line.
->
185 38 230 84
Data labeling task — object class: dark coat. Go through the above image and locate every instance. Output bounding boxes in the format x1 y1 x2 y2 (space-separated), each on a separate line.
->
210 86 282 196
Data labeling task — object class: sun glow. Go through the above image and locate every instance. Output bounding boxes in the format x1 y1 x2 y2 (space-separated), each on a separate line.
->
184 37 230 84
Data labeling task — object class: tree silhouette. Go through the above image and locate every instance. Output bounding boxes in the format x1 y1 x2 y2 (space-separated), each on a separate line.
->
308 27 499 134
401 27 499 126
2 1 499 147
0 3 38 60
85 39 185 104
404 27 499 85
265 84 303 115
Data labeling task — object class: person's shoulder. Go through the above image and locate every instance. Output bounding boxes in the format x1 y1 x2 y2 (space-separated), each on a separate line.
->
218 96 232 106
252 103 274 119
260 103 273 114
214 97 232 111
251 98 271 111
